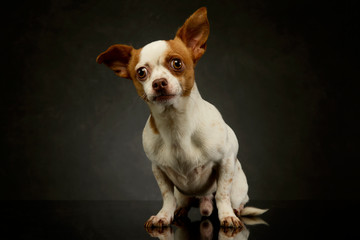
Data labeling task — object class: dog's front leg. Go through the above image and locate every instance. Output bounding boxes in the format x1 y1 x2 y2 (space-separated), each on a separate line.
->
145 164 176 228
215 155 243 228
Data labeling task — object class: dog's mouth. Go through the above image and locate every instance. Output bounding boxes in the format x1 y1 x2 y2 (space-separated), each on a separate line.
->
153 94 176 102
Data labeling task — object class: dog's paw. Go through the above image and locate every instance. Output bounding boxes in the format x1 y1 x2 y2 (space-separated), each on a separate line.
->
233 209 240 217
144 215 172 228
233 204 245 217
219 226 243 238
220 216 244 229
173 207 191 226
145 225 172 237
174 207 189 218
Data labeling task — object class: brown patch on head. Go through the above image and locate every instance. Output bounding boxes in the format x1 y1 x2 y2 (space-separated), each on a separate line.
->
166 38 195 96
127 48 148 101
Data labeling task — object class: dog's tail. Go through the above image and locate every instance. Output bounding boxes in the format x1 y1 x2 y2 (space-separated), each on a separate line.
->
240 207 268 216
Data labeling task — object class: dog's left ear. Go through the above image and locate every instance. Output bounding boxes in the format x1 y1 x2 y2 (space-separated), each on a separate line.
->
176 7 210 63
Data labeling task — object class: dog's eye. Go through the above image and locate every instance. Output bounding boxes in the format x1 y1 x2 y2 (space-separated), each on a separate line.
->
171 58 183 71
137 67 148 80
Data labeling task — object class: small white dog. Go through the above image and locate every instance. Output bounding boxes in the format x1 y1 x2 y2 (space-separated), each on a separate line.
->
97 7 267 228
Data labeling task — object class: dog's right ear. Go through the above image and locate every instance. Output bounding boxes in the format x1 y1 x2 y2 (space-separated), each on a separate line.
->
96 44 133 79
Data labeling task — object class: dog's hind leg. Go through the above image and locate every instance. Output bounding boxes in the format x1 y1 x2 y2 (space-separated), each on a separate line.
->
230 160 268 216
231 160 249 216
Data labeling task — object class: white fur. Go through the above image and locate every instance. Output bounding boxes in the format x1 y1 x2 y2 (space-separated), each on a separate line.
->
141 40 258 227
136 41 182 105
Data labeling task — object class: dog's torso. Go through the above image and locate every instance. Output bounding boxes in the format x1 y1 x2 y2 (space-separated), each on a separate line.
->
143 85 238 196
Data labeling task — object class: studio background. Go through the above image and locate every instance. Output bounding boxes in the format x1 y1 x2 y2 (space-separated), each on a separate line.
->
1 0 358 201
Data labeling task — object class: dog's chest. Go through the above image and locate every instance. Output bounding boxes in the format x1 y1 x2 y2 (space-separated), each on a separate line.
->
142 99 231 192
153 132 211 171
145 122 225 169
148 133 219 194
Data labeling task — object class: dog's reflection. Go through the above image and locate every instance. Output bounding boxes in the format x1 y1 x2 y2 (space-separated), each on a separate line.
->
145 217 267 240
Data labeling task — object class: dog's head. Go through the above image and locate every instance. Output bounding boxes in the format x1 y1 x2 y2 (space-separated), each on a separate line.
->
96 7 209 106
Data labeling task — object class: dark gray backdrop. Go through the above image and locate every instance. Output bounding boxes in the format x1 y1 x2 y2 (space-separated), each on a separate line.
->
2 0 358 200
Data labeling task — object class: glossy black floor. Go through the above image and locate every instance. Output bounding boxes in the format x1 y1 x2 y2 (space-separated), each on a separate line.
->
1 200 358 239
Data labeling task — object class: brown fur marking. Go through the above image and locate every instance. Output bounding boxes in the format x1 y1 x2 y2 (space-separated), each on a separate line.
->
150 114 159 134
166 39 195 97
127 48 149 100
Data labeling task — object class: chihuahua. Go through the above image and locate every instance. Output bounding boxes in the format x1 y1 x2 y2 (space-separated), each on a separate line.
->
96 7 267 228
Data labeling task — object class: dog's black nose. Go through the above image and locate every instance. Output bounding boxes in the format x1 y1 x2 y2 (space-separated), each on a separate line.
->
152 78 168 91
